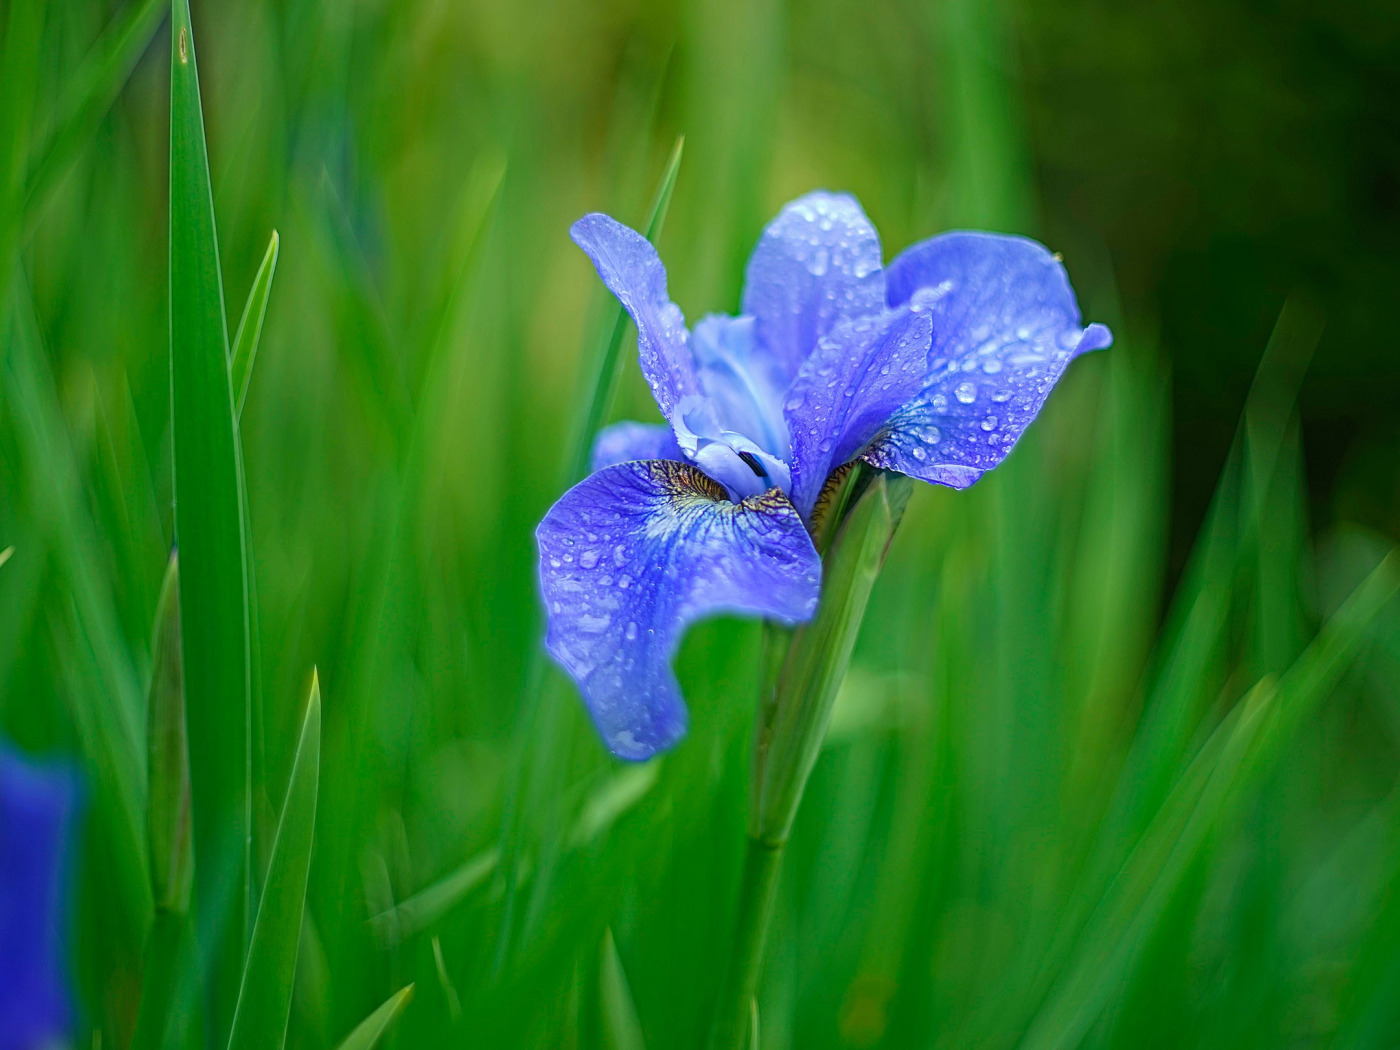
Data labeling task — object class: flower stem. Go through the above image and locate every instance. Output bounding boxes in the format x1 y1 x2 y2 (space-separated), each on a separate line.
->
705 835 784 1050
707 468 912 1049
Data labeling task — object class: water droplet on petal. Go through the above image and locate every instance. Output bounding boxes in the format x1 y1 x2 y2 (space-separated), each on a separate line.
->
981 415 998 431
579 549 600 569
955 382 977 404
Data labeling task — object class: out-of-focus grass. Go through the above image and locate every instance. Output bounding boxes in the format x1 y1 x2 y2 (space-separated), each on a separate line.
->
0 0 1398 1048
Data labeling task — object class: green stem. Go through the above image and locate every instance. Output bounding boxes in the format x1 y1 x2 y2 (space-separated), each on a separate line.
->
705 837 784 1050
707 469 912 1049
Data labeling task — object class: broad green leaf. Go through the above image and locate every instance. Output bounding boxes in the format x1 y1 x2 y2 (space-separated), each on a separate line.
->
332 985 414 1050
231 229 279 419
168 0 251 1030
147 552 192 914
227 672 322 1050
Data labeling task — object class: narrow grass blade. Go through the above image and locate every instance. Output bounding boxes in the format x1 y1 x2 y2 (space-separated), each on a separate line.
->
600 928 647 1050
0 0 43 280
569 763 660 849
3 275 150 929
332 985 414 1050
168 0 251 1030
227 672 322 1050
231 229 279 419
147 552 193 914
563 133 684 486
367 848 500 945
1111 297 1323 839
129 909 198 1050
22 0 165 229
0 546 12 571
1020 552 1400 1050
432 937 462 1023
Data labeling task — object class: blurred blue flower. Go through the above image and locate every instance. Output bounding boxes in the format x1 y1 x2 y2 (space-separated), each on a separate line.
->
1 744 80 1050
539 192 1111 760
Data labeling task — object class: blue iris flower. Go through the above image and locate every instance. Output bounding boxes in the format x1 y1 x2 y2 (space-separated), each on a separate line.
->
1 743 80 1050
538 191 1111 760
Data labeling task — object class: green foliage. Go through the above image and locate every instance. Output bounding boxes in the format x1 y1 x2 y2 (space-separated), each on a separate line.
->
228 673 321 1050
167 0 252 1034
331 985 413 1050
231 230 280 420
0 0 1396 1048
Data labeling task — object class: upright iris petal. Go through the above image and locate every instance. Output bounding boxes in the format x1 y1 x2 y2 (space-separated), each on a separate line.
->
1 744 79 1050
742 191 886 382
865 231 1112 488
537 461 820 759
690 314 789 461
547 191 1108 760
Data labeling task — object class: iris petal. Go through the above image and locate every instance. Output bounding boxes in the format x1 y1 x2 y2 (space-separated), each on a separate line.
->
867 231 1112 488
1 745 79 1048
741 191 886 383
570 214 699 419
591 421 685 472
783 307 933 518
537 461 821 760
672 395 792 501
690 314 790 461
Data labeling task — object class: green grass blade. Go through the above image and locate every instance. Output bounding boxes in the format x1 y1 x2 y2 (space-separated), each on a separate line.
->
563 133 684 486
332 985 414 1050
2 274 150 926
168 0 252 1031
0 546 12 571
601 928 648 1050
129 910 199 1050
569 763 660 849
231 229 279 419
368 848 500 945
0 0 42 280
1020 552 1400 1050
147 552 193 915
22 0 165 229
227 672 322 1050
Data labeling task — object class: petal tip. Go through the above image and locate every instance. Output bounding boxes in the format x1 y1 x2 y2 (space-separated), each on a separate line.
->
1077 322 1113 355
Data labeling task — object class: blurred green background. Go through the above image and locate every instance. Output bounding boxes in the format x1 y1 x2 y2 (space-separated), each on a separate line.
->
2 0 1399 1047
